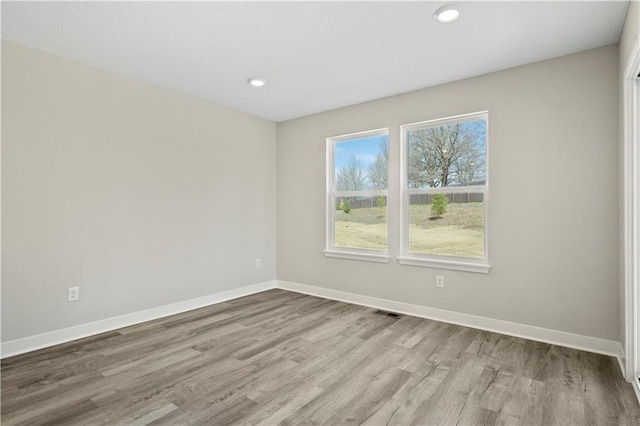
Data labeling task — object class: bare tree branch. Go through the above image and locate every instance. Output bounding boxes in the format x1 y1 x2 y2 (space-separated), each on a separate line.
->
408 120 486 188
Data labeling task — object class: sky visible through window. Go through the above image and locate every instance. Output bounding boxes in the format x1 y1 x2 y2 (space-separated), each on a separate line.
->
335 135 387 171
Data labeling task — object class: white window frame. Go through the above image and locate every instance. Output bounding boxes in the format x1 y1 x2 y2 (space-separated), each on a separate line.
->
398 111 490 273
324 128 390 263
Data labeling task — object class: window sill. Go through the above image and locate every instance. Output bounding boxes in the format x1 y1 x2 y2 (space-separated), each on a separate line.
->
397 256 490 273
323 249 390 263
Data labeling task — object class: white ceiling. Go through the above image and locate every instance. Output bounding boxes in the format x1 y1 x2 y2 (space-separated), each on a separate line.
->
1 1 630 122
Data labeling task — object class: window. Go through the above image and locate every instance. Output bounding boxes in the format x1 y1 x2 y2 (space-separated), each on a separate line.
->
324 113 489 272
325 128 390 262
399 112 489 272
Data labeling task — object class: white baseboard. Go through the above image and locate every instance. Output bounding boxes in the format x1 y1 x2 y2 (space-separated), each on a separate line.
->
1 279 623 363
277 280 621 358
1 280 277 359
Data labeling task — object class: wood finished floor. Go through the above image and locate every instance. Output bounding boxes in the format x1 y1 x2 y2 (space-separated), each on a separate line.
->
2 289 639 425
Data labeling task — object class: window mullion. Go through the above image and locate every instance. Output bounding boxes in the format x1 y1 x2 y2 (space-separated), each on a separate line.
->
333 190 388 197
405 186 487 195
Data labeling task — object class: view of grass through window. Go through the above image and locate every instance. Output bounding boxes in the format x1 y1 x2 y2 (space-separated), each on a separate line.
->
405 115 487 259
408 194 484 258
332 132 388 250
335 196 387 250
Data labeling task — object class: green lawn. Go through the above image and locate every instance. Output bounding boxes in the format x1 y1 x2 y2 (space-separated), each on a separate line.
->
335 202 484 257
335 205 387 250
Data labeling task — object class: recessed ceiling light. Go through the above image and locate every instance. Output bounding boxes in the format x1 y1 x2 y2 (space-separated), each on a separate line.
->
248 78 265 87
434 5 460 23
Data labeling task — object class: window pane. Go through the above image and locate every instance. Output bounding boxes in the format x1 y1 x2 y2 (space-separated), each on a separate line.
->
335 134 388 190
408 193 484 258
335 196 387 250
407 119 486 189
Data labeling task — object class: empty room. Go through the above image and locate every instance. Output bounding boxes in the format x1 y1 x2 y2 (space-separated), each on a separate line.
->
2 1 640 424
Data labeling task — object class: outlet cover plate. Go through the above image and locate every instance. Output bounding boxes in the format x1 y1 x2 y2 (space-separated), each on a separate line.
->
68 286 79 302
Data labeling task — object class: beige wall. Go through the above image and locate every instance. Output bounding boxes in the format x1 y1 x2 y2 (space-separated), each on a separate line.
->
277 45 620 341
1 39 624 345
619 0 640 362
1 41 277 342
621 0 639 70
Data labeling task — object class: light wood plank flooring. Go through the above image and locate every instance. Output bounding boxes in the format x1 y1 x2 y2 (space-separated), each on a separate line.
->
2 289 639 425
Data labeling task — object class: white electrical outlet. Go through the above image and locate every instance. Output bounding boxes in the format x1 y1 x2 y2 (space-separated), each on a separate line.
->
68 286 79 302
435 275 445 288
255 258 262 268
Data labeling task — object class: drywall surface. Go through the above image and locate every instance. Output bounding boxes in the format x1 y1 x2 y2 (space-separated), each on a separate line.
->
277 45 620 341
621 0 639 71
2 41 276 342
